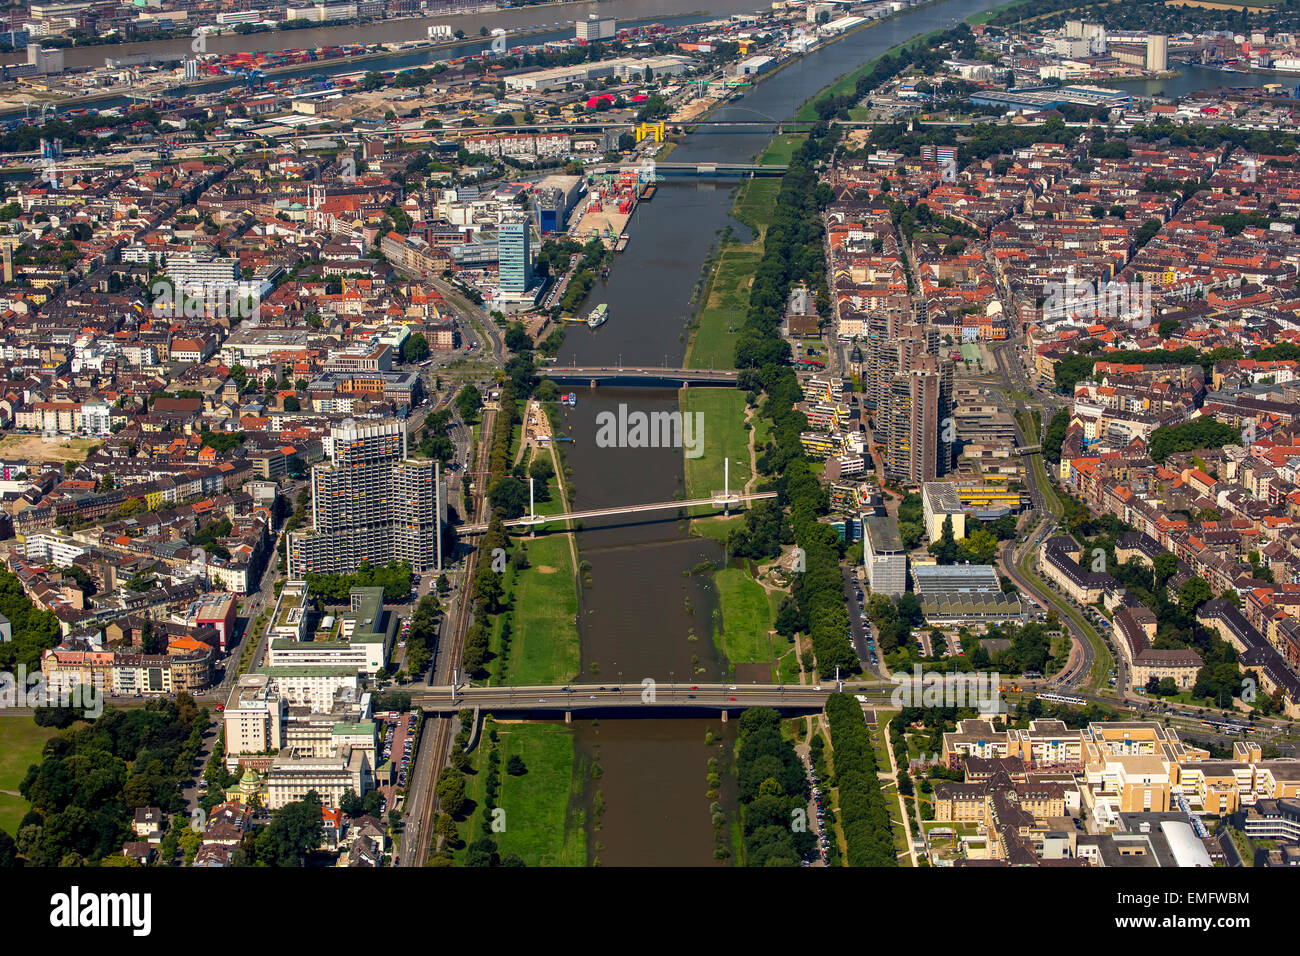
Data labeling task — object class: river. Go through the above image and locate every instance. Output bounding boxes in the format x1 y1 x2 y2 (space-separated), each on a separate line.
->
0 0 766 71
1108 62 1291 99
546 0 1007 867
0 9 725 118
18 3 1274 120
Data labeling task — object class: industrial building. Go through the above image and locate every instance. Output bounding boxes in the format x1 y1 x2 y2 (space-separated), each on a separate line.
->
504 56 689 92
921 480 1029 541
912 563 1022 624
969 85 1133 113
532 174 584 234
576 15 617 42
736 55 775 76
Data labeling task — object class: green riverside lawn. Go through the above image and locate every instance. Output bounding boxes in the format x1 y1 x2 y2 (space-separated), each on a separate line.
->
686 246 762 372
456 721 586 866
734 177 781 232
680 388 752 520
757 132 806 166
680 164 783 669
685 166 783 373
712 567 776 668
0 715 59 836
495 461 580 686
506 533 580 685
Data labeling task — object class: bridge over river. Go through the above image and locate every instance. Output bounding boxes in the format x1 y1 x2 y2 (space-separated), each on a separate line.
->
543 366 740 387
408 681 894 719
458 491 777 535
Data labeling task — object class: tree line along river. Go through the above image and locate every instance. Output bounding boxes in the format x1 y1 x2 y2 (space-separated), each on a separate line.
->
510 0 1009 868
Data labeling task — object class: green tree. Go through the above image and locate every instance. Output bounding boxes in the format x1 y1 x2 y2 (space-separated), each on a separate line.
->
435 767 467 817
1153 552 1178 585
455 386 482 424
1179 577 1213 614
255 791 324 866
966 527 999 564
929 516 958 564
402 333 430 363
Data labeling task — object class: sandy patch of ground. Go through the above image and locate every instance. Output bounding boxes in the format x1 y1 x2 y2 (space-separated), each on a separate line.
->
0 433 98 464
670 96 722 124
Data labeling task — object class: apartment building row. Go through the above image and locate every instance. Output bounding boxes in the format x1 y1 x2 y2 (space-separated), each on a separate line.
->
41 638 215 697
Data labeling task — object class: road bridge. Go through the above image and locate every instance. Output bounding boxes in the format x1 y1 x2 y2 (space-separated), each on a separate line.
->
544 366 739 387
409 682 880 717
406 675 1007 719
589 161 788 177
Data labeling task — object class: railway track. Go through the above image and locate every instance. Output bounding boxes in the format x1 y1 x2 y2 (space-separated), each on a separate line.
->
406 405 495 866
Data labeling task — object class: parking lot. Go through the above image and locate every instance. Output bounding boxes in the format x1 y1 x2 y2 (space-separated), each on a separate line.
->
801 749 830 867
844 572 879 671
390 614 413 671
376 709 419 811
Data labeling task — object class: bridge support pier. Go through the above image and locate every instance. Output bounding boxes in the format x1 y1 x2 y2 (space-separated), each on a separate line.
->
720 710 728 723
589 379 597 389
564 711 572 725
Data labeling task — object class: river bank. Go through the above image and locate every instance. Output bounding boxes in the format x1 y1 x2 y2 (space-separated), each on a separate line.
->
453 717 588 866
1 0 733 71
459 0 1009 867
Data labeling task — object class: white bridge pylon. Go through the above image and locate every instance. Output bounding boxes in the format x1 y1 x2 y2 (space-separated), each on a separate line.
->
518 476 546 527
710 458 742 511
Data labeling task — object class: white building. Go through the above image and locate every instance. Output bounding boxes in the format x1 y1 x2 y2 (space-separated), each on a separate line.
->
863 515 907 598
224 674 286 763
80 401 112 437
23 531 89 566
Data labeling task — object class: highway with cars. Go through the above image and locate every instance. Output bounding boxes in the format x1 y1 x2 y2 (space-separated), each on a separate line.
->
988 338 1107 691
408 680 854 713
